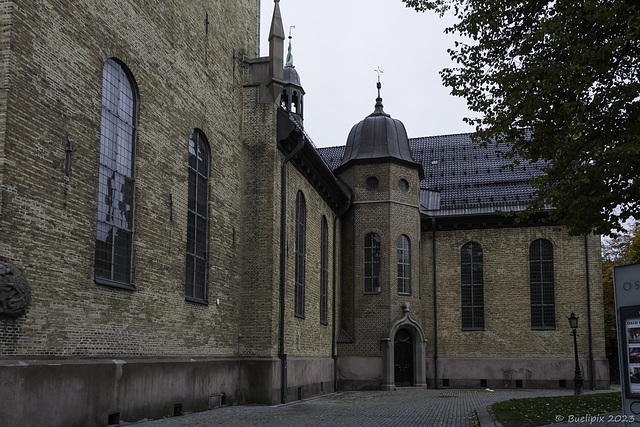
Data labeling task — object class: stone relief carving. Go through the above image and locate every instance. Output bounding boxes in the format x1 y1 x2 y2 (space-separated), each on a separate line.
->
0 261 31 317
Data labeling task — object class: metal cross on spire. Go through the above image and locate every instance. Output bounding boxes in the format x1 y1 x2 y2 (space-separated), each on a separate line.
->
374 66 384 98
374 66 384 82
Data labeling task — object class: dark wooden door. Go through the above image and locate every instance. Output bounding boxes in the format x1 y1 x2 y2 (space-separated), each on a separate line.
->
394 328 414 386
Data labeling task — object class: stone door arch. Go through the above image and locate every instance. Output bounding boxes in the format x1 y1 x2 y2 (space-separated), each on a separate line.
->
381 303 427 390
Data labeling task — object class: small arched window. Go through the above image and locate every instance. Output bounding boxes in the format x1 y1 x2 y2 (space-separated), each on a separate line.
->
461 242 484 330
397 235 411 295
94 58 137 289
185 129 210 302
364 233 381 294
530 239 555 329
295 191 306 317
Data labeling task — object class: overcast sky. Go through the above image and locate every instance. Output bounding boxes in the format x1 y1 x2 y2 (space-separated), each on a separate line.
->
259 0 476 148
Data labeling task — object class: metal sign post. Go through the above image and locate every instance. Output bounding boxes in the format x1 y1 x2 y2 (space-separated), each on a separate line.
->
614 263 640 425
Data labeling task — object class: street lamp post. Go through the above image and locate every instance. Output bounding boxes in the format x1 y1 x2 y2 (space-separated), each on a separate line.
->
568 312 584 395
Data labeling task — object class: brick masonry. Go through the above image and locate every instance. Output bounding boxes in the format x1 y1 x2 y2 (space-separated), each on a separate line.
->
0 0 609 425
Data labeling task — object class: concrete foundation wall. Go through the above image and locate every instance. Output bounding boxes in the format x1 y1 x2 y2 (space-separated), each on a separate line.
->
282 356 336 403
338 355 609 391
0 357 239 427
432 357 610 390
338 356 382 390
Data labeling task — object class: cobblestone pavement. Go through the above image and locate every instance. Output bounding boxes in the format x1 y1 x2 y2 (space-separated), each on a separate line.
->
127 388 619 427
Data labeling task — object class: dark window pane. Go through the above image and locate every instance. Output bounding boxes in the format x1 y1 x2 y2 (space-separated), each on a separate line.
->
185 130 210 301
530 239 555 328
397 235 411 294
95 59 136 286
364 232 381 293
295 192 306 316
461 242 483 330
320 217 328 324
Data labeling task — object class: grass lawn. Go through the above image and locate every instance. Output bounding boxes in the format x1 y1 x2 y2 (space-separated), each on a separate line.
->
491 392 621 426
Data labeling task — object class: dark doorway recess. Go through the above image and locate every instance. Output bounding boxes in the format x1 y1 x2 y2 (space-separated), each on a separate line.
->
394 328 414 386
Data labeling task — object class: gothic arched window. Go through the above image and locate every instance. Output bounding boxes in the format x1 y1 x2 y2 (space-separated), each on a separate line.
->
185 129 210 302
530 239 555 329
397 235 411 295
461 242 484 330
364 233 381 294
94 58 137 289
320 216 329 324
295 191 306 317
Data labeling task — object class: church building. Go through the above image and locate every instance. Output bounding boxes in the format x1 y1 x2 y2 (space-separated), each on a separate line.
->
0 1 607 426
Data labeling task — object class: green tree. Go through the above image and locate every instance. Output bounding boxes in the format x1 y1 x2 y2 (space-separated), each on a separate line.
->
403 0 640 236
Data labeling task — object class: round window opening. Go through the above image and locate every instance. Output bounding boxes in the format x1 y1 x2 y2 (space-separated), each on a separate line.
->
398 179 409 192
366 176 379 190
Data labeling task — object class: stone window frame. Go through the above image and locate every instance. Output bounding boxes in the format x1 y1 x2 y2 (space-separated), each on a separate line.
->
530 238 556 329
185 129 210 304
364 232 381 294
320 216 329 325
461 241 484 330
94 58 138 291
397 235 411 295
295 191 306 318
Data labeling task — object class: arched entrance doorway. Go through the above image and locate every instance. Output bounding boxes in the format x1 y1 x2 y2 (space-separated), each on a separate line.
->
394 328 414 386
381 303 427 391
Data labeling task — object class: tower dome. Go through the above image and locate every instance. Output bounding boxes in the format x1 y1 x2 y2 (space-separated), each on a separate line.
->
280 27 304 124
336 81 424 178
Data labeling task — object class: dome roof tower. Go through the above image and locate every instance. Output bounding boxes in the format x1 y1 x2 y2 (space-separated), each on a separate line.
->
336 76 424 178
280 26 305 125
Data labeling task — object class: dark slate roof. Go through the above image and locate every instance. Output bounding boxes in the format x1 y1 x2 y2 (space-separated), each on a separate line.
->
336 98 423 178
283 66 301 88
317 133 547 217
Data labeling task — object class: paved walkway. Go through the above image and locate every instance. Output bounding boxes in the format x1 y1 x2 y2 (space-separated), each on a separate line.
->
127 387 620 427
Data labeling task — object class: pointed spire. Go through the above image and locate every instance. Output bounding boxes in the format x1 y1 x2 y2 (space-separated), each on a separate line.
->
269 0 285 41
285 25 295 68
267 0 285 102
371 66 389 117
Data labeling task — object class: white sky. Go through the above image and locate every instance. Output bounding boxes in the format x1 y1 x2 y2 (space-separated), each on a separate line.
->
259 0 476 148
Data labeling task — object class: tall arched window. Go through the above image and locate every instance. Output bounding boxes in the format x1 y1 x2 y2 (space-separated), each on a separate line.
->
295 191 306 317
185 129 210 302
364 233 381 294
461 242 484 330
94 58 137 288
320 216 329 324
530 239 555 329
397 235 411 295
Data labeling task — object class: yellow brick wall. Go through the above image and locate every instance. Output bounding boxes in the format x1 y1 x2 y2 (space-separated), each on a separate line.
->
283 161 339 357
0 0 258 357
338 162 422 358
420 227 605 360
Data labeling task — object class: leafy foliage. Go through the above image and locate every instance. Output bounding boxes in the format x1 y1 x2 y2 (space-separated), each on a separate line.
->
492 392 621 426
403 0 640 235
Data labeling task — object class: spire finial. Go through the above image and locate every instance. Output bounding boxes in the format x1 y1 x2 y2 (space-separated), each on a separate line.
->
286 25 296 68
372 66 386 115
374 66 384 98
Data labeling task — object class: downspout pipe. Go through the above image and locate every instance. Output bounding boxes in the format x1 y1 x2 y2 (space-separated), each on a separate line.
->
256 0 260 57
431 218 438 389
332 192 351 394
585 235 595 389
278 128 305 404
